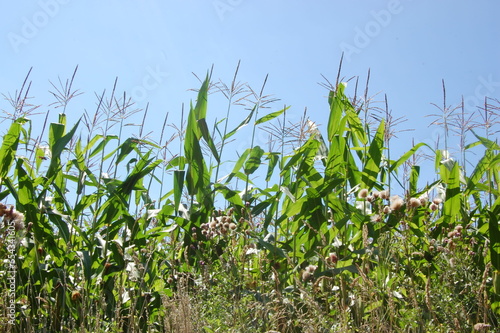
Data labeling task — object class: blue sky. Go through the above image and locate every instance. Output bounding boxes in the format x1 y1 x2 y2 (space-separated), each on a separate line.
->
1 1 499 191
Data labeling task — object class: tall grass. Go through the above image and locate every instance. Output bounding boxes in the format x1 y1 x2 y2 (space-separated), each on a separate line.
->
0 64 499 332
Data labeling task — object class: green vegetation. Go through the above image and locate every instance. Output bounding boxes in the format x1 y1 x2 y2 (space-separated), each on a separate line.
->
0 63 499 332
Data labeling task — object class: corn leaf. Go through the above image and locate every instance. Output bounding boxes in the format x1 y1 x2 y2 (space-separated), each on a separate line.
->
255 106 289 125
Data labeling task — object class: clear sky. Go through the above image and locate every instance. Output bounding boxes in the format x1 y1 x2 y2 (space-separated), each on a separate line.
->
1 1 499 191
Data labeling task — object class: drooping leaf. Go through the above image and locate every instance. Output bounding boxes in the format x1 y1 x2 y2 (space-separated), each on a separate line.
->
198 118 220 163
115 137 138 165
255 106 289 125
265 152 280 182
224 105 257 140
389 142 428 173
244 146 264 175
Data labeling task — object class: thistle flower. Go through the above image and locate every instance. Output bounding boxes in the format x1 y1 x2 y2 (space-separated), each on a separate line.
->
358 188 369 199
302 265 317 282
408 197 421 208
473 323 491 331
302 270 312 282
379 190 390 200
327 253 338 265
306 265 317 273
14 219 25 232
432 197 443 205
71 290 82 302
0 204 24 222
390 196 404 211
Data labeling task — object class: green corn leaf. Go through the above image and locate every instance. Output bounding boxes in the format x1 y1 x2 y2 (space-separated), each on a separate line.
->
489 197 500 271
198 118 220 163
244 146 264 175
368 119 385 167
325 135 346 179
77 250 93 283
256 234 286 258
327 83 347 141
346 105 367 145
49 119 80 160
465 150 492 196
440 161 461 225
166 156 187 170
194 73 210 121
281 136 320 175
116 138 138 165
409 165 420 194
46 119 80 180
464 140 482 150
119 151 162 196
390 142 428 173
49 122 65 150
35 145 46 171
224 105 257 140
46 210 71 244
16 158 35 209
184 127 205 195
226 149 250 183
89 135 119 158
265 152 280 182
471 130 500 150
174 170 185 214
362 120 385 188
255 106 289 125
214 183 244 207
0 120 21 180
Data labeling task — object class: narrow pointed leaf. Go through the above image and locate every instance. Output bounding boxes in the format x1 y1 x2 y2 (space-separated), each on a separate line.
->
198 118 220 163
255 106 289 125
224 105 257 140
